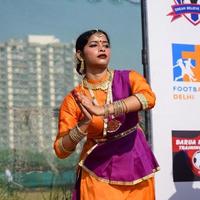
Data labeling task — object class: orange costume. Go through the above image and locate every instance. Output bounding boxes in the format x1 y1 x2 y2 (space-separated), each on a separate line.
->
54 70 159 200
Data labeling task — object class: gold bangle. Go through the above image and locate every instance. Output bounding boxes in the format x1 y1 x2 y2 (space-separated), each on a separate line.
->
121 100 128 113
76 124 87 135
113 101 120 116
69 126 86 144
58 137 74 154
113 100 125 117
81 119 91 125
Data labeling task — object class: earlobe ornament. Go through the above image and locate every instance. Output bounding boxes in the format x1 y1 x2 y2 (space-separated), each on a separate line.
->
80 59 85 74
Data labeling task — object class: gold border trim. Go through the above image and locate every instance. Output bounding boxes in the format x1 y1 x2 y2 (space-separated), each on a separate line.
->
134 93 148 110
58 137 74 154
78 130 160 186
79 162 160 186
94 125 137 143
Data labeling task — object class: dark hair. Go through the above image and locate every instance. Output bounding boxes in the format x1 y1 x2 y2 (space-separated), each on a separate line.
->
75 29 110 75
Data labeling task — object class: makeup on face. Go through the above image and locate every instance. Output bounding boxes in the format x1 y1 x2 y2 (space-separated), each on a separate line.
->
82 33 111 69
87 33 110 49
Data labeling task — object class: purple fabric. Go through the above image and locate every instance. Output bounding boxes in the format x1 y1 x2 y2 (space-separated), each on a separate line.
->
106 70 138 139
84 128 158 182
72 70 159 199
83 70 159 183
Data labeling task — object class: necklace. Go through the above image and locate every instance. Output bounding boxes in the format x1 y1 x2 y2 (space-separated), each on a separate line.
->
84 70 121 137
82 70 112 91
104 76 122 135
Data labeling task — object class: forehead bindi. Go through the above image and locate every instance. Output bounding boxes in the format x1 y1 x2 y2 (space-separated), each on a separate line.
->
88 33 108 44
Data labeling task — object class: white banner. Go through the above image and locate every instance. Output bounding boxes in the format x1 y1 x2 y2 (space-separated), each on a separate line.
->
146 1 200 199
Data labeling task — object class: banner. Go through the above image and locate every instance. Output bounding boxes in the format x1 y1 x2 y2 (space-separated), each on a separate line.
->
145 1 200 199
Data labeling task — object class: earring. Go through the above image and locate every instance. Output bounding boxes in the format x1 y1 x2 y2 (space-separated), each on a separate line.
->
80 59 85 74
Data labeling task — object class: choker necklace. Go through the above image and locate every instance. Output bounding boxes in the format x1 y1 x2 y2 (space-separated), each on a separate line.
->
82 70 113 91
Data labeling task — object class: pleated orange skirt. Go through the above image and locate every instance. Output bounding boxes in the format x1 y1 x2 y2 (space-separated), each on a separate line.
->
80 169 155 200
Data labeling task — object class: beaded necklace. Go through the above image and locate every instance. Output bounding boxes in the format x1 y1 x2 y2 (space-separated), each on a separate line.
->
82 70 121 137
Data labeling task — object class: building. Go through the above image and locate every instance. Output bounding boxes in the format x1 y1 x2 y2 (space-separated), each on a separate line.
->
0 35 79 157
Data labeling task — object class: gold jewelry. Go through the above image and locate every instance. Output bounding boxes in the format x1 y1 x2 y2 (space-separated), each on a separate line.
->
80 59 85 74
121 100 128 113
107 119 122 133
76 124 87 135
80 119 91 125
58 137 74 154
69 126 86 144
82 70 113 91
134 93 148 110
113 100 127 117
83 70 123 136
95 30 104 38
113 101 121 116
94 125 137 143
84 70 114 136
83 79 109 90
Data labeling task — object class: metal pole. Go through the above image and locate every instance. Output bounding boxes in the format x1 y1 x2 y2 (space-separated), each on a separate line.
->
140 0 152 144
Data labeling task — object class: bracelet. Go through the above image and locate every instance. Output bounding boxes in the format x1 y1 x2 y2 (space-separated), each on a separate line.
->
76 124 87 135
121 100 128 113
69 126 86 144
113 100 127 117
58 137 74 154
113 101 122 116
80 119 91 125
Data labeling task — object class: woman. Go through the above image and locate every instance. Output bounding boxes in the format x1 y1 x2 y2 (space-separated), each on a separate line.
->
54 29 159 200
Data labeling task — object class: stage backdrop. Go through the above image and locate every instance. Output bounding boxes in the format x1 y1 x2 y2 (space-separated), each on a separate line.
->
146 1 200 199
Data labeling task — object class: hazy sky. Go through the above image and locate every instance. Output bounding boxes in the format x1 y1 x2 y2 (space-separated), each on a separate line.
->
0 0 143 72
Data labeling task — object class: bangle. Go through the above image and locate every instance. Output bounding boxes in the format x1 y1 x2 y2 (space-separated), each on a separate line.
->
121 100 128 113
113 100 126 117
113 101 121 116
80 119 91 125
76 124 87 135
69 126 86 144
58 137 74 154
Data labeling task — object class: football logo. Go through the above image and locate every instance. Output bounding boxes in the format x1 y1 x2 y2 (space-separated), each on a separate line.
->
172 43 200 82
168 0 200 25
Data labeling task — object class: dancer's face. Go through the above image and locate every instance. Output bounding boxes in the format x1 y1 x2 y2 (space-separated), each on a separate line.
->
81 33 111 70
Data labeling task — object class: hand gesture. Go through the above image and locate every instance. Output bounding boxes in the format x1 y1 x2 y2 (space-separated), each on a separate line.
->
74 92 104 117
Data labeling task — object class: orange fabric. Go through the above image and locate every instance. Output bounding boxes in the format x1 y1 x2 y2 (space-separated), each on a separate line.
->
54 70 155 159
54 70 156 199
54 84 106 159
81 170 155 200
129 71 156 109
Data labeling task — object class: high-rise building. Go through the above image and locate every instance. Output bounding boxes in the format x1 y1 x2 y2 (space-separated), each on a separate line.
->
0 35 79 156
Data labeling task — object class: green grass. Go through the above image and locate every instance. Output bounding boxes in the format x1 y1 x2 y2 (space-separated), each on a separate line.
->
0 185 72 200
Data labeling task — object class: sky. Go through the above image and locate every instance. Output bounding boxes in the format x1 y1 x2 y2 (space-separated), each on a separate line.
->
0 0 143 73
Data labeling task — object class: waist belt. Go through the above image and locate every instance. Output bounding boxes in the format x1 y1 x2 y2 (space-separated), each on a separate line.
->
93 125 138 144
